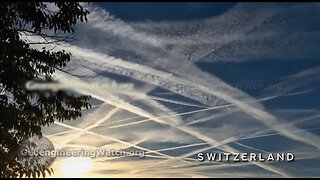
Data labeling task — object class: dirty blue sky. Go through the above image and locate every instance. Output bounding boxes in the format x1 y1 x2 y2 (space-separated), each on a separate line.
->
43 2 320 177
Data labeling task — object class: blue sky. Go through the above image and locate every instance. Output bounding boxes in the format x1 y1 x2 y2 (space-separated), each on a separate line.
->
97 2 236 21
35 2 320 177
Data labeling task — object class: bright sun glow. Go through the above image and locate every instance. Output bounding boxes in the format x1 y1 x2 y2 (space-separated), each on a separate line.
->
60 157 92 177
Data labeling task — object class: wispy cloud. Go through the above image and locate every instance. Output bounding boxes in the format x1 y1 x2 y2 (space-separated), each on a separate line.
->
32 2 320 177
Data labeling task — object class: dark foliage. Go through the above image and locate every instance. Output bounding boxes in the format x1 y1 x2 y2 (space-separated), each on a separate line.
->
0 2 91 178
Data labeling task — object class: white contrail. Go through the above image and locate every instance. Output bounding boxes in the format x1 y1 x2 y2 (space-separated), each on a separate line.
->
53 70 291 177
53 120 200 169
52 72 200 167
31 36 295 178
28 3 320 176
54 67 308 177
186 108 239 125
157 114 320 167
61 107 121 148
48 103 112 148
36 33 320 154
147 95 208 108
146 125 320 163
98 95 280 130
54 70 183 127
147 142 208 153
64 45 320 151
186 89 313 126
97 106 184 128
138 113 320 176
78 5 320 151
54 121 173 160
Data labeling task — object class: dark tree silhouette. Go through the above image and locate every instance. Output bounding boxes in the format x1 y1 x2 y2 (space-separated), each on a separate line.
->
0 2 91 178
